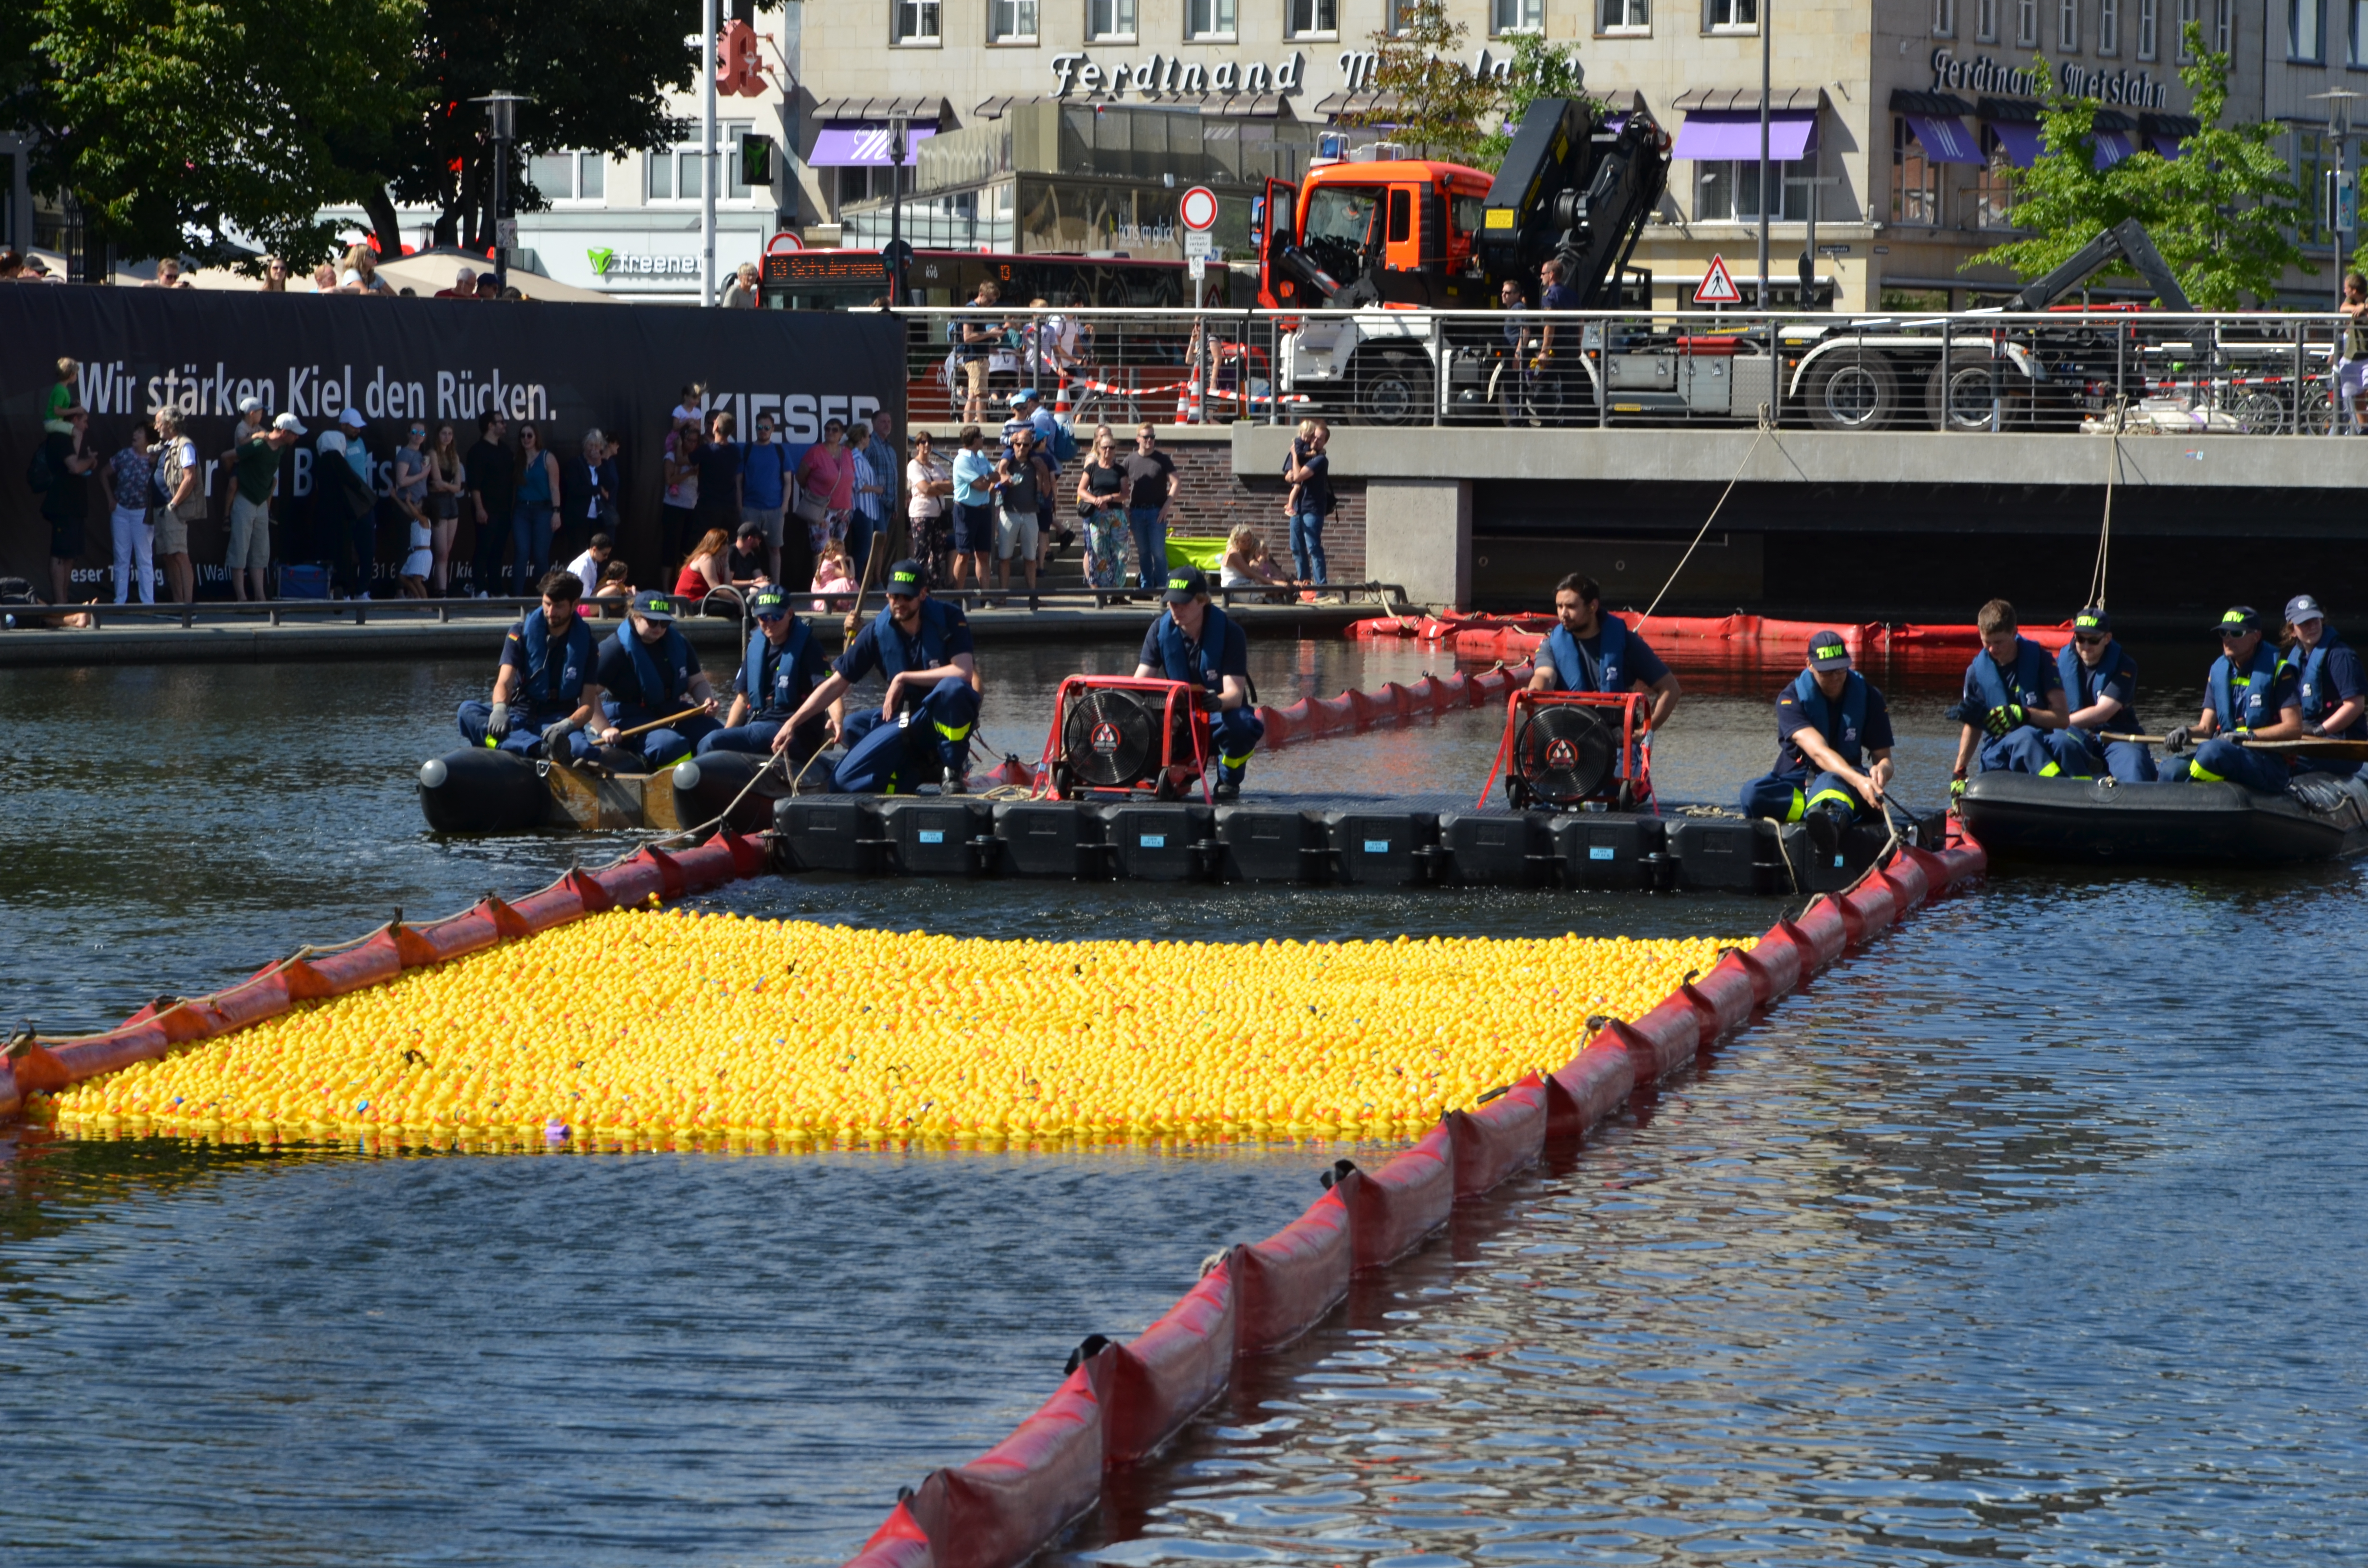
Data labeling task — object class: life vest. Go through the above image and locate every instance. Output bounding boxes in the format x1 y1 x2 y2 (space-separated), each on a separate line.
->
2208 638 2286 733
1783 667 1871 770
517 612 594 712
2057 637 2143 736
872 598 956 682
2293 631 2364 738
616 625 696 725
1153 604 1238 695
1966 635 2056 727
1542 615 1630 694
742 617 815 721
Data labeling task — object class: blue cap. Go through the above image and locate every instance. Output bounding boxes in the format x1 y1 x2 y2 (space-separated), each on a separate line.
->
1807 630 1851 670
752 586 788 619
631 589 678 622
1164 566 1210 604
2074 606 2110 635
2285 593 2325 626
885 559 925 596
2215 605 2261 635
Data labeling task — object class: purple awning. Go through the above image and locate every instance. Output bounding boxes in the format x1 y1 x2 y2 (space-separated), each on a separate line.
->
1988 119 2044 168
808 123 938 167
1903 113 1983 164
2093 129 2135 167
2151 132 2185 159
1671 110 1819 161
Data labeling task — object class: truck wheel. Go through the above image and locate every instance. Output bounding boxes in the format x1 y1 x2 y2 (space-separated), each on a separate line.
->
1804 354 1897 431
1357 352 1431 425
1926 354 2003 431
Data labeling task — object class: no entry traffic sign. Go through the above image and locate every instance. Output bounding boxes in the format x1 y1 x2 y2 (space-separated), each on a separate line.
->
1695 253 1743 306
1178 185 1219 232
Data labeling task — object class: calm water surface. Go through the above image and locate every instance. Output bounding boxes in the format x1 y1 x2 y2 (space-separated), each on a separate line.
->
2 635 2341 1566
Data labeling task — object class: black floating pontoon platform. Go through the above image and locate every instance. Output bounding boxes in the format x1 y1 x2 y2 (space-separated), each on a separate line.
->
770 792 1948 894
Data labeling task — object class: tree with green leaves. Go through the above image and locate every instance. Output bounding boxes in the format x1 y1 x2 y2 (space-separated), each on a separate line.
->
388 0 697 254
1342 0 1500 165
1474 33 1596 170
20 0 422 271
1969 24 2306 307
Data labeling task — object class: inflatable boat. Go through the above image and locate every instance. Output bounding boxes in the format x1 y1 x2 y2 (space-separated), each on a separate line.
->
1959 770 2368 864
417 748 788 835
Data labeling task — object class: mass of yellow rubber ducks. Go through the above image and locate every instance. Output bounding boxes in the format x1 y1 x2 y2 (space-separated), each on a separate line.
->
41 911 1750 1150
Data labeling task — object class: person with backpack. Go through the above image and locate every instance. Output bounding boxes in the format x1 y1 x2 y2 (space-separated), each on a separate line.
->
150 408 204 605
34 404 97 605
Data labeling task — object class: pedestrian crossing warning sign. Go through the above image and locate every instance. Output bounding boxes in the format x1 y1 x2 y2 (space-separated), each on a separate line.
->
1695 254 1743 306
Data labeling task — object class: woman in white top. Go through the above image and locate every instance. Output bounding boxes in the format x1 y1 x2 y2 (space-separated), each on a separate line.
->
339 244 397 297
1220 525 1297 600
904 430 953 583
393 423 433 595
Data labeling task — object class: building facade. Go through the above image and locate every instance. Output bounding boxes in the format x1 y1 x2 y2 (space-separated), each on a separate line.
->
789 0 2246 308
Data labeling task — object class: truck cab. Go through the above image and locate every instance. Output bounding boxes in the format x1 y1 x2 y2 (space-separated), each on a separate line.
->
1258 159 1494 311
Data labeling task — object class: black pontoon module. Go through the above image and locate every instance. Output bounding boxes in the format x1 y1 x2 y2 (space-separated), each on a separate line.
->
1960 772 2368 864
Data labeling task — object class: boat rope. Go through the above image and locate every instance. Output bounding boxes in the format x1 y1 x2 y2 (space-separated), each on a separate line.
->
2087 399 2125 609
652 750 790 851
1633 409 1771 636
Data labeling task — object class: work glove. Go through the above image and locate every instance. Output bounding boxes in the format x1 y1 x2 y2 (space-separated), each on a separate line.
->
2304 720 2328 737
1983 702 2025 738
1949 774 1968 802
2162 725 2192 753
542 717 578 756
487 701 511 739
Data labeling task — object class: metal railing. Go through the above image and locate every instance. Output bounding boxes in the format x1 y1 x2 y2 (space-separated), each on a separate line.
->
891 305 2360 436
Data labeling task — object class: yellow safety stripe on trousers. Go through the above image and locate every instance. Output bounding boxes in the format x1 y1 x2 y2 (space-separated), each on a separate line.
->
2187 759 2226 783
2037 761 2061 777
1806 787 1859 815
934 720 972 744
1221 750 1255 768
1784 788 1808 822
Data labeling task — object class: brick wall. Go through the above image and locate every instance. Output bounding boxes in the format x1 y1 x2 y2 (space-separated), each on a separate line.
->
1157 435 1368 584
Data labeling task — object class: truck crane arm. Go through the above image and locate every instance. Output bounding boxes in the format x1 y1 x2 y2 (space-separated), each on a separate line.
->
2006 218 2193 312
1478 98 1669 308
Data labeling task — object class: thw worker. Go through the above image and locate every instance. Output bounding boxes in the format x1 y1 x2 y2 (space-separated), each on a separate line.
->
776 559 980 794
1525 573 1681 728
456 570 609 763
697 584 840 766
1739 630 1896 855
1134 566 1263 800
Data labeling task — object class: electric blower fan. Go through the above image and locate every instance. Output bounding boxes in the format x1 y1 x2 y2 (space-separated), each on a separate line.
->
1479 690 1653 811
1039 676 1212 801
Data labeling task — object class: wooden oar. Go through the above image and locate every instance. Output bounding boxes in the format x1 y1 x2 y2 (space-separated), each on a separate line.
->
2102 731 2368 760
609 704 709 744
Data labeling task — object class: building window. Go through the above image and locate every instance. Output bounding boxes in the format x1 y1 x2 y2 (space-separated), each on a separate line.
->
2018 0 2039 43
1706 0 1756 31
2294 0 2324 58
1599 0 1650 31
1892 114 1941 224
1386 0 1413 30
528 151 606 202
2099 0 2118 49
1695 157 1813 220
645 125 754 203
2215 0 2232 52
1287 0 1338 36
1088 0 1137 36
2138 0 2157 56
1186 0 1236 36
988 0 1038 41
2059 0 2079 49
1933 0 1955 33
1494 0 1545 32
2350 0 2368 63
1977 0 1998 39
894 0 941 43
2176 0 2196 54
1975 128 2018 226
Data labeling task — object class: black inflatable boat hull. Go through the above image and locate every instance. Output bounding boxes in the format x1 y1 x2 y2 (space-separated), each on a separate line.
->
1961 771 2368 864
417 747 781 834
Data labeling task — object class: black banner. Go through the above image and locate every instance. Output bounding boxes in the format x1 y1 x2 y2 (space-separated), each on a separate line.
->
0 288 906 597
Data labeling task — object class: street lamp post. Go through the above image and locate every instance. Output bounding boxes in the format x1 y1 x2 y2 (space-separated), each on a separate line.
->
888 116 908 304
472 93 529 294
1757 0 1772 310
2311 88 2362 309
701 0 719 306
